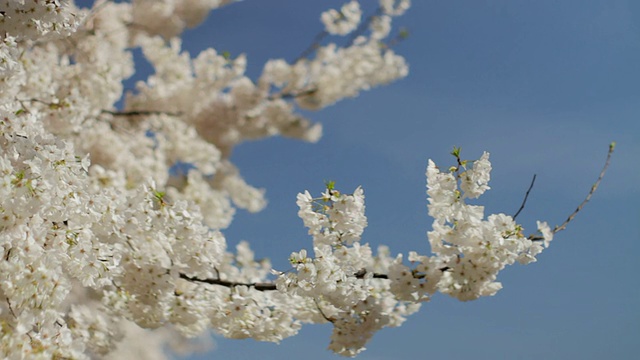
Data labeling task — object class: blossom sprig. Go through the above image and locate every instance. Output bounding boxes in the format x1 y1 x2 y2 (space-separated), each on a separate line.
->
278 184 412 356
321 1 363 36
273 149 573 353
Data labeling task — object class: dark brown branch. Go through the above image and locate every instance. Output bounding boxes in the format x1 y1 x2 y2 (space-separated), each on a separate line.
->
354 268 388 279
268 87 318 101
179 273 277 291
181 268 393 292
314 298 335 323
6 298 17 319
552 142 615 234
513 174 536 220
102 109 183 117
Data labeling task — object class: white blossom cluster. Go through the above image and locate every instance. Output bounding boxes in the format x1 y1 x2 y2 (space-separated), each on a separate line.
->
424 153 553 300
321 1 362 36
0 0 560 359
276 153 553 355
276 187 420 356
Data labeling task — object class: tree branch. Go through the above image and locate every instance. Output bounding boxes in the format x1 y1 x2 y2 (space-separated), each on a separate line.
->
294 30 329 63
182 145 615 290
269 87 318 101
102 109 183 117
552 142 615 234
314 298 335 323
180 268 392 292
346 6 384 46
383 27 410 49
179 273 277 291
354 268 389 279
293 6 385 63
513 174 536 220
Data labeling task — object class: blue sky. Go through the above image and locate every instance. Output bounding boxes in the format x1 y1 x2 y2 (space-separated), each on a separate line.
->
80 1 639 359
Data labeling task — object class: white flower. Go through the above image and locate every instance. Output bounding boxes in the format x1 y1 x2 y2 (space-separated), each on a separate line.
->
537 221 554 248
460 152 492 199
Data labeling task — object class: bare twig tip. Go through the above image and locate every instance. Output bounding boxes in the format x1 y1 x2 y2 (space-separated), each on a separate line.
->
552 143 614 234
513 174 536 220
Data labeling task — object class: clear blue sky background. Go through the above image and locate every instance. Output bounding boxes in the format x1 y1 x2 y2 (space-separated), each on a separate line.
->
81 1 639 359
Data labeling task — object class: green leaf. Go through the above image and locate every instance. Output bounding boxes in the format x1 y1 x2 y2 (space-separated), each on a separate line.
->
450 146 461 158
325 180 335 191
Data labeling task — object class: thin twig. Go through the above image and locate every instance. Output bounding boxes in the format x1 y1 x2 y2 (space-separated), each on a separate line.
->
314 298 335 323
513 174 536 220
294 6 384 62
346 6 384 46
383 27 410 49
18 97 54 107
6 298 17 319
552 142 615 234
294 30 329 63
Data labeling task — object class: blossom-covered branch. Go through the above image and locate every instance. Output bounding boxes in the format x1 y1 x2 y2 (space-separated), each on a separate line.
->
179 273 278 291
179 267 391 292
0 0 611 359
